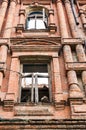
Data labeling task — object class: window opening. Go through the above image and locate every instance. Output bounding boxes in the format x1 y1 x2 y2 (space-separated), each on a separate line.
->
21 64 51 103
26 8 48 30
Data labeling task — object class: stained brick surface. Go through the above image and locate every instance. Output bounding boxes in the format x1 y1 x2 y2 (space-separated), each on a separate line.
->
0 0 86 129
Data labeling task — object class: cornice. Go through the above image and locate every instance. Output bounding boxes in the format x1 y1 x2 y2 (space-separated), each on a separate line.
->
21 0 51 5
10 37 61 45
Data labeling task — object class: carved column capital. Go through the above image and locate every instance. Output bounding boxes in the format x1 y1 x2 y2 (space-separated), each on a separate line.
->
48 9 57 33
49 9 54 15
19 9 25 16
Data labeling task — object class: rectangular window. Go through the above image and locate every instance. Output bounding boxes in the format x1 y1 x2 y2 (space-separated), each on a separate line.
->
20 63 51 104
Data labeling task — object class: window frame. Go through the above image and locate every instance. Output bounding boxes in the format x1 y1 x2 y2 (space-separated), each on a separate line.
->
19 62 52 104
25 7 49 31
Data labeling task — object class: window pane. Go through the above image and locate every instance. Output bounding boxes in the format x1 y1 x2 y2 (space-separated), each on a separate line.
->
22 73 33 88
38 73 48 85
27 19 35 29
36 19 46 29
22 78 32 88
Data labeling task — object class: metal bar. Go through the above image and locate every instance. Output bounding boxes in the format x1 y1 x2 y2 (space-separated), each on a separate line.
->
35 74 39 103
48 64 52 102
31 73 34 102
43 8 45 22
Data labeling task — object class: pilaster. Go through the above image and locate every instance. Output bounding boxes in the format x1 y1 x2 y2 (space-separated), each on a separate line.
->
62 37 86 118
79 8 86 29
52 57 65 109
3 0 16 38
76 44 86 62
82 71 86 94
0 39 9 98
4 57 20 111
63 45 73 62
48 9 57 33
56 0 69 38
0 0 8 32
16 9 25 33
67 70 83 98
64 0 78 38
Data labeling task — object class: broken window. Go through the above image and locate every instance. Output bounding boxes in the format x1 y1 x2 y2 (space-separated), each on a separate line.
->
20 64 51 103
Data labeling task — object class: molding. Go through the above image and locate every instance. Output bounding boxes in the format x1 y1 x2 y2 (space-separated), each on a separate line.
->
16 24 24 32
48 24 57 33
65 62 86 71
22 0 50 5
62 38 84 45
1 119 86 128
19 9 25 16
11 45 61 52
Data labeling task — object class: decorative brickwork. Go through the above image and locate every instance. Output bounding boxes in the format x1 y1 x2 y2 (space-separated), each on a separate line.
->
0 0 86 129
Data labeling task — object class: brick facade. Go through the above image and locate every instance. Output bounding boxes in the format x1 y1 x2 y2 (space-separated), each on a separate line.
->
0 0 86 129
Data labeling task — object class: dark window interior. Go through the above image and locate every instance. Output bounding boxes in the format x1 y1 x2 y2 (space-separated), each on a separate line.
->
21 87 49 103
23 64 47 73
21 88 31 102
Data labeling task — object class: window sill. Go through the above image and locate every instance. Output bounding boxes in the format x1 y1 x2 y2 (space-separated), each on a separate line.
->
15 102 53 106
23 29 49 37
24 29 49 32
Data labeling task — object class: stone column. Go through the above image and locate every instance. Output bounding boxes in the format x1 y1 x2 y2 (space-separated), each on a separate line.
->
63 45 73 62
65 0 78 38
52 57 63 104
0 73 3 89
3 0 16 38
0 0 8 32
82 71 86 95
16 9 25 33
63 44 82 98
0 45 8 89
0 45 8 62
19 9 25 25
56 0 69 38
67 70 83 98
0 0 16 91
49 9 54 25
76 44 86 62
48 9 57 33
5 58 20 102
79 9 86 28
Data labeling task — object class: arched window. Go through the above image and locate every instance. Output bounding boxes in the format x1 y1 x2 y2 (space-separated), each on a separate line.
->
26 7 48 30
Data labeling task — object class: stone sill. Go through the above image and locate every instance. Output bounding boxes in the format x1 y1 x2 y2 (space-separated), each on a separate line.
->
65 62 86 70
24 29 49 32
23 31 49 37
62 38 83 45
